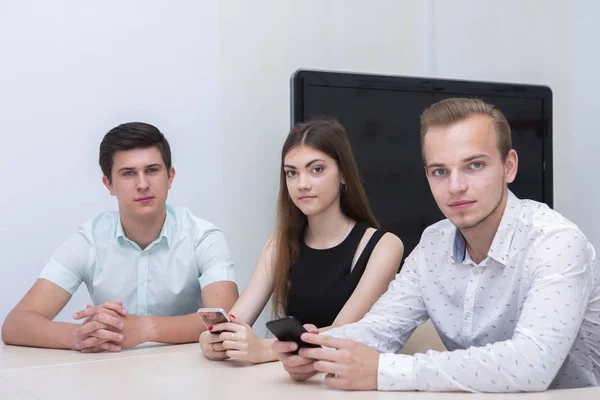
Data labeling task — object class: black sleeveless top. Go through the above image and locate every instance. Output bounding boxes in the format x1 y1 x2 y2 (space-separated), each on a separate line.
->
287 222 387 328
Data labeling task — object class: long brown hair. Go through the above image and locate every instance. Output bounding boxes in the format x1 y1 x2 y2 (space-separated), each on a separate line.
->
271 118 378 317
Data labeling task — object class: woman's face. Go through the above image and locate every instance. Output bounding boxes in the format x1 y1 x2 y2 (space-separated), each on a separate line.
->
283 145 343 217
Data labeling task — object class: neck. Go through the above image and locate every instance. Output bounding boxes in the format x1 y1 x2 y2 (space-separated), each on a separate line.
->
120 206 167 250
305 202 354 249
461 189 508 264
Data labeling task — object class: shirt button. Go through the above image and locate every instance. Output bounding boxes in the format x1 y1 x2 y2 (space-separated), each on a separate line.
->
472 269 479 277
465 312 473 318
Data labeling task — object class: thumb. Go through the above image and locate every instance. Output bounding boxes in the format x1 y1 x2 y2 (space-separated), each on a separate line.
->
303 323 319 333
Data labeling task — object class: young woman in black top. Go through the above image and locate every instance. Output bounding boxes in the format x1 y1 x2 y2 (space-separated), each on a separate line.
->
200 119 404 363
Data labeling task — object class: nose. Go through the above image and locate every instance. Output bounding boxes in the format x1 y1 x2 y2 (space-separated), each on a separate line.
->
448 170 467 195
297 172 311 191
136 172 150 191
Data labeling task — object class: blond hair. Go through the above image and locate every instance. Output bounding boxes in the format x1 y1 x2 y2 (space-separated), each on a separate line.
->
420 98 512 162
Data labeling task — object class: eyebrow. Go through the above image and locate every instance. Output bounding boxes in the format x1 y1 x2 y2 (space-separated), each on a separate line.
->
426 154 490 169
117 163 163 173
283 159 326 169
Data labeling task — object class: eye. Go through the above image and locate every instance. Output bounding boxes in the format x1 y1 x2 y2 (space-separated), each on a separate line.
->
432 169 446 177
285 170 296 178
470 161 484 170
146 168 158 173
123 171 134 177
311 166 324 174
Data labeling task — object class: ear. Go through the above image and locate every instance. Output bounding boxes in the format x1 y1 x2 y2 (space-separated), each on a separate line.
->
102 175 116 196
340 174 346 185
168 166 176 189
504 149 518 184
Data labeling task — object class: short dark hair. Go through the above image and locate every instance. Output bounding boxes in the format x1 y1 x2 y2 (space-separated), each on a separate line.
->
99 122 172 181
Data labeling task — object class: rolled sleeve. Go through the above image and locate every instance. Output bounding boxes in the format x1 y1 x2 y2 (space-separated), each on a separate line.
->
39 230 92 294
196 228 236 289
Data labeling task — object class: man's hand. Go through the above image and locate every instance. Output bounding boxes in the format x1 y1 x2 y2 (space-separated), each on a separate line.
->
272 323 319 381
72 301 127 352
298 333 380 391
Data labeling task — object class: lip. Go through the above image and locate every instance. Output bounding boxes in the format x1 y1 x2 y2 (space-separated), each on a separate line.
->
135 196 155 204
298 195 317 201
448 200 475 211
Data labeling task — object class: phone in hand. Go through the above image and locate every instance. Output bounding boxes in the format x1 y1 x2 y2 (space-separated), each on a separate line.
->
197 307 230 334
266 316 321 354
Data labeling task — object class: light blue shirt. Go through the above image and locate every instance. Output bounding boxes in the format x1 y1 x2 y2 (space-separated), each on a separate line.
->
39 205 236 317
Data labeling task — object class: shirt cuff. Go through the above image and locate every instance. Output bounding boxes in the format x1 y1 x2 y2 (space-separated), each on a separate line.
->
378 353 415 391
39 258 82 294
198 264 236 289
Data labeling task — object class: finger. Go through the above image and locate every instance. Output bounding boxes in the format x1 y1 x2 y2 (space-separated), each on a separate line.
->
299 347 340 362
76 336 107 350
301 333 350 349
91 312 125 330
80 347 104 353
205 351 229 360
283 361 317 375
73 306 110 320
272 340 298 354
289 371 318 382
219 331 241 342
100 301 128 316
222 340 248 351
324 373 351 390
281 354 314 368
213 322 244 333
73 321 106 337
313 360 345 376
303 323 319 333
90 329 125 342
95 341 122 352
225 350 249 360
212 342 226 352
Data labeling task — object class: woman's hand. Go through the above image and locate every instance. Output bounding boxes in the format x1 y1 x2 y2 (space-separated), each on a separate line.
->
199 328 229 360
213 315 273 364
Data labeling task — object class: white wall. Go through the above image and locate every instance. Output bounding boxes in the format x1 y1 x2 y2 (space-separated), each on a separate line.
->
0 1 224 324
571 1 600 250
433 0 574 219
0 1 579 331
218 0 430 333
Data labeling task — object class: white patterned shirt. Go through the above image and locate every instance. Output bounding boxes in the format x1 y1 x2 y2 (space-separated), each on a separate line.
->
327 192 600 392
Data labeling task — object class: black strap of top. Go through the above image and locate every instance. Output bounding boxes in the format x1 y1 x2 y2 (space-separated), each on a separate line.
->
351 228 387 274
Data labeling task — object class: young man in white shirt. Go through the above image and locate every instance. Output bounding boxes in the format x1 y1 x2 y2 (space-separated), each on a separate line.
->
2 122 239 352
273 98 600 391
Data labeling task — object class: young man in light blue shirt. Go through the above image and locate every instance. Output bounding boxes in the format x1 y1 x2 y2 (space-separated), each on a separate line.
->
1 122 239 352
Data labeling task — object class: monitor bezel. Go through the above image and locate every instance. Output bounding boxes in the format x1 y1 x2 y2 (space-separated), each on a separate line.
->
291 69 553 208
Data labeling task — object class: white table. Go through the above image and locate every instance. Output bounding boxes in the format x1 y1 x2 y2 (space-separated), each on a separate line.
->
1 343 598 400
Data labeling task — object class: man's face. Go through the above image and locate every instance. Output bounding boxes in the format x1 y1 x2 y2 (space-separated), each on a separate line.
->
102 147 175 220
423 115 518 231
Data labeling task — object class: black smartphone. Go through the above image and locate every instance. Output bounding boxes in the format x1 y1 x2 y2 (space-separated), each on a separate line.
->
266 316 321 354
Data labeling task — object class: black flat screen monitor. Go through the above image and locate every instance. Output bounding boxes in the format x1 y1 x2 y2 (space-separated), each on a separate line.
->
291 69 552 258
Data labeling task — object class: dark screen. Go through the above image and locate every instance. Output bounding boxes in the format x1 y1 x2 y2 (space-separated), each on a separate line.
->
303 85 546 258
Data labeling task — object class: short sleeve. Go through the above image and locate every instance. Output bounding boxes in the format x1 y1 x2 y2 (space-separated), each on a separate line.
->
195 228 236 288
39 229 93 294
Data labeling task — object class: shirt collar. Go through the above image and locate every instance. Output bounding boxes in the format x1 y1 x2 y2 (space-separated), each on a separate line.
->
451 191 521 265
116 207 174 250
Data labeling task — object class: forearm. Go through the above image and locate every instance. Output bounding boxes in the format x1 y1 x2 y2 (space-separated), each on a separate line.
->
1 309 79 349
145 313 205 344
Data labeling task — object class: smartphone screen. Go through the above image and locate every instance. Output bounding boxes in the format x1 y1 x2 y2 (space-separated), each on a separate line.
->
266 316 320 353
197 308 230 333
